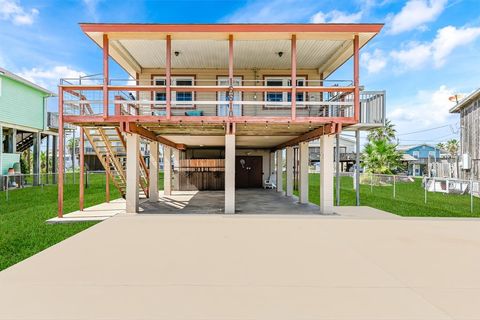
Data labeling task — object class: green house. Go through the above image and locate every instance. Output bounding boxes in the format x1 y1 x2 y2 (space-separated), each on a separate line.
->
0 67 58 181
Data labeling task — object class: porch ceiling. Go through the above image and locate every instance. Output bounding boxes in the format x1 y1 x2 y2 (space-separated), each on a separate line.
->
141 122 323 148
81 23 382 77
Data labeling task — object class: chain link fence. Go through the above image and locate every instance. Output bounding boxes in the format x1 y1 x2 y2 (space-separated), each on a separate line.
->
0 171 165 202
334 172 480 215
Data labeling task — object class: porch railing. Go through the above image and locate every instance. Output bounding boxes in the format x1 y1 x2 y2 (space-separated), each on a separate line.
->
59 78 384 124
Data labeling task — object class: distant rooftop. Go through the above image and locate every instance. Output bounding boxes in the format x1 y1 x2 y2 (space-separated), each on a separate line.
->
0 67 55 96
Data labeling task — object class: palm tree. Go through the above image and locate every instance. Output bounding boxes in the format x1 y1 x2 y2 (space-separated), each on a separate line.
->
436 142 446 151
367 119 396 142
446 139 459 159
446 139 460 178
362 139 403 174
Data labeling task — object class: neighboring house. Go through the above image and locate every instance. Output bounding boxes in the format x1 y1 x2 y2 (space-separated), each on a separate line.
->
398 144 441 176
450 88 480 180
0 67 58 183
309 135 356 171
56 23 386 216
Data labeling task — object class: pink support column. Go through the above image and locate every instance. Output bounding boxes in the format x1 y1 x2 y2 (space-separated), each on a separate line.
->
58 87 64 218
353 34 360 123
105 155 110 203
103 34 109 118
79 128 85 211
291 34 297 121
228 34 234 117
166 35 172 120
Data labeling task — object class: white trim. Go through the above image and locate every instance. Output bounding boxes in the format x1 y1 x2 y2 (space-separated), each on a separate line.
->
153 76 194 108
264 76 306 107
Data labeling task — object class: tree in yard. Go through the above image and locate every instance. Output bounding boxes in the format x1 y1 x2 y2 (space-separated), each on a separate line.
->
362 119 403 174
367 119 397 143
67 137 79 155
446 139 459 159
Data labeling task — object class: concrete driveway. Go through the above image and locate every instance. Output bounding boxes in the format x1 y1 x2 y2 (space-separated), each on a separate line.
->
2 210 480 319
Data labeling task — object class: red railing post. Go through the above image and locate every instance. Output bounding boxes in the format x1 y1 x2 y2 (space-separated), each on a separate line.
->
105 155 110 203
228 34 234 118
58 86 64 218
291 34 297 121
166 34 172 120
79 128 85 211
353 34 360 122
103 34 109 118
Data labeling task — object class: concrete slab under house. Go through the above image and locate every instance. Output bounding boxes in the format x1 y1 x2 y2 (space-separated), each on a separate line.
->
57 23 386 217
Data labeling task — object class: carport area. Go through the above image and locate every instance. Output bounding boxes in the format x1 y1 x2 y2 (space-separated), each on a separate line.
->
4 210 480 319
141 189 321 215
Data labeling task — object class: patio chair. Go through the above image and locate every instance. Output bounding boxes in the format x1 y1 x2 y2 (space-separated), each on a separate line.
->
264 174 276 189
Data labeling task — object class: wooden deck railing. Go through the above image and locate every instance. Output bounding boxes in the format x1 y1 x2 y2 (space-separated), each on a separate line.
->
59 82 370 124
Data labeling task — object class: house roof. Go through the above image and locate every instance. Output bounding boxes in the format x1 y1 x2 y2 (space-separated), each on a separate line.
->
0 67 55 96
401 153 417 161
397 144 438 152
79 23 383 78
449 88 480 113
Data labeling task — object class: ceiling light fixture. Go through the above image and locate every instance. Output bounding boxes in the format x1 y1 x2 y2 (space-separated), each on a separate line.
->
277 51 284 57
174 51 180 56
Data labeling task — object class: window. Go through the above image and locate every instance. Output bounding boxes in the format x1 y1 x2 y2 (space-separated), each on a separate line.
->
153 76 194 107
153 78 166 102
265 77 305 106
412 151 420 159
428 151 436 158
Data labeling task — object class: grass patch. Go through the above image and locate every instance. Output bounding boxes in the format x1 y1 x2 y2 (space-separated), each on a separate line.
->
298 174 480 218
0 172 122 271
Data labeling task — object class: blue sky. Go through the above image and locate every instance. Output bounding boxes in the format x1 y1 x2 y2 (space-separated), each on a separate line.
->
1 0 479 145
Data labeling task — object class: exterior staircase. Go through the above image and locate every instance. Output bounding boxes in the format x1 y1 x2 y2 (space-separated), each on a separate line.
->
16 133 35 153
83 126 149 198
76 92 149 198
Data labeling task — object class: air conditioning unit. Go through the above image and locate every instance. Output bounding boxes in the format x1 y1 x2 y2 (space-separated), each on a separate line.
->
462 153 471 170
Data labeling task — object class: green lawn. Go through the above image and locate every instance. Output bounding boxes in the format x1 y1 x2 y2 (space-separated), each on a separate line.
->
0 173 119 271
296 174 480 218
1 171 478 271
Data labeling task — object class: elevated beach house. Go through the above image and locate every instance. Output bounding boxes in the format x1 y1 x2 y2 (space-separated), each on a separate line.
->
0 67 58 185
58 23 385 216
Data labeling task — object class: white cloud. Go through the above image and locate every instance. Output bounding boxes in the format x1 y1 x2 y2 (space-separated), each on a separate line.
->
18 66 86 91
388 85 457 135
390 42 432 70
361 49 388 73
82 0 102 21
0 0 39 25
222 0 315 23
390 25 480 71
387 0 447 34
311 10 363 23
432 25 480 67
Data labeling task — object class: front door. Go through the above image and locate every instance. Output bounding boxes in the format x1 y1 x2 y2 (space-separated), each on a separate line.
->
217 77 242 116
235 156 263 188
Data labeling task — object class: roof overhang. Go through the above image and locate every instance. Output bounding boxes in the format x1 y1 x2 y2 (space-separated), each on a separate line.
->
450 88 480 113
79 23 383 78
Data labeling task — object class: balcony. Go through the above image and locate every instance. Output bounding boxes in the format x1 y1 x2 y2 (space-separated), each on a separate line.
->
59 78 385 126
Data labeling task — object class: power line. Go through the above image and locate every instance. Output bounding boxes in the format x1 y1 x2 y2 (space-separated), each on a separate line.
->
397 124 454 136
